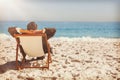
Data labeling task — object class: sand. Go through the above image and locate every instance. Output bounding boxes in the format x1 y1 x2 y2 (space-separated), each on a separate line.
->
0 34 120 80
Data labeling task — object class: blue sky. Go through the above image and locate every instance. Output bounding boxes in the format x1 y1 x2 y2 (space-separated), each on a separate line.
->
0 0 120 21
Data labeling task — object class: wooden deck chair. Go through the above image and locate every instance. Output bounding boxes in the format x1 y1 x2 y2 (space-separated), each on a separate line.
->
14 33 51 69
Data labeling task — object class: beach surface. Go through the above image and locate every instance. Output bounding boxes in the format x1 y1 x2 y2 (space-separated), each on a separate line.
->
0 34 120 80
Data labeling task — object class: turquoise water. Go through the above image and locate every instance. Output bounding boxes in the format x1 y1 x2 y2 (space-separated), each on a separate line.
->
0 21 120 38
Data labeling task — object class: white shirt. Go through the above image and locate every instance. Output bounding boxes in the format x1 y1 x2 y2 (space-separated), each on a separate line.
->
16 27 22 34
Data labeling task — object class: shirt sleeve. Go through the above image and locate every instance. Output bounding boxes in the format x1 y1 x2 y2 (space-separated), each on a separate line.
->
16 28 22 34
42 28 46 33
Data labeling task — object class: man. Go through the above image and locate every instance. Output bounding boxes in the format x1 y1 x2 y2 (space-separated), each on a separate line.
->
8 22 56 61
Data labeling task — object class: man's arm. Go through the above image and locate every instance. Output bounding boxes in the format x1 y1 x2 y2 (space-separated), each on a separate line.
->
8 27 35 37
44 28 56 39
33 29 45 34
19 29 34 34
8 27 18 37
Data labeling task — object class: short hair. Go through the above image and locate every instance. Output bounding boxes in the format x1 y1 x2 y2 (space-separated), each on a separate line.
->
27 22 37 30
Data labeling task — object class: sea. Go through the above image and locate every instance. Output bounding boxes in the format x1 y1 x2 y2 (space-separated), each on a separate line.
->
0 21 120 38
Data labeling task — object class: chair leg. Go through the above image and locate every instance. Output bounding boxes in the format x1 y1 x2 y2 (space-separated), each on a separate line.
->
49 53 52 63
16 44 20 70
22 58 26 64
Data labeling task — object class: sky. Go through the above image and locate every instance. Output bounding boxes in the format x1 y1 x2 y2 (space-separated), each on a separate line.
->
0 0 120 22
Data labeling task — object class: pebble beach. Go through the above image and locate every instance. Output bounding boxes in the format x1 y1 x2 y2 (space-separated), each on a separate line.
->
0 34 120 80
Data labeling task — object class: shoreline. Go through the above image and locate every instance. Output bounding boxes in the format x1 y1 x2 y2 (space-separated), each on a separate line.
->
0 34 120 80
1 33 120 39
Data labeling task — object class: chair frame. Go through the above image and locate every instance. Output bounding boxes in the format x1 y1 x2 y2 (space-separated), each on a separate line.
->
14 33 51 70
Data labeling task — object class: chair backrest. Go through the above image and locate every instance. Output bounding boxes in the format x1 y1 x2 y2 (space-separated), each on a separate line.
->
15 34 47 57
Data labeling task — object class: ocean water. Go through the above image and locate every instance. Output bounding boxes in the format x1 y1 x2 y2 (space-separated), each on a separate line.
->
0 21 120 38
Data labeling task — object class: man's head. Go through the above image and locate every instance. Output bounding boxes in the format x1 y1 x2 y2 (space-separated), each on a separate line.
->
27 22 37 30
